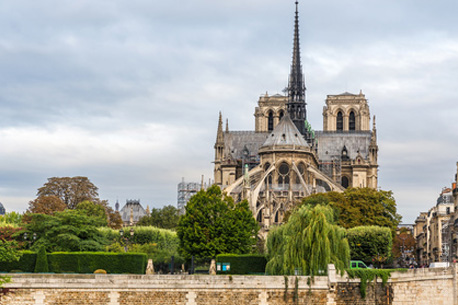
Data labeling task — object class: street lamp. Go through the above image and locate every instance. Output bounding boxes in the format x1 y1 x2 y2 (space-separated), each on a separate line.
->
119 228 134 252
23 232 37 248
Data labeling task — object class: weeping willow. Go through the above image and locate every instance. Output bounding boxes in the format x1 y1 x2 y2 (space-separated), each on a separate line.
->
266 205 350 276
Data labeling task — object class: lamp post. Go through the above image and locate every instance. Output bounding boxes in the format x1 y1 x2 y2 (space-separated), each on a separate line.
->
23 232 37 248
119 228 134 252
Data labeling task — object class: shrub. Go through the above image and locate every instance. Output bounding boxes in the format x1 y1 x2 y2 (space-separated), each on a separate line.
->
347 226 392 266
34 246 49 273
216 254 267 274
0 251 37 272
47 252 147 274
94 269 107 274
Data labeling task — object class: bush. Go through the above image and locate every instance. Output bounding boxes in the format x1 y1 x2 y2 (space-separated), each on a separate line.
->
47 252 147 274
347 226 392 266
94 269 107 274
34 246 49 273
0 251 36 272
216 254 267 275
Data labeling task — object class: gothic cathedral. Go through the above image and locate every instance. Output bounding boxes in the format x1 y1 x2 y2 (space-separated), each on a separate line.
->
213 2 378 234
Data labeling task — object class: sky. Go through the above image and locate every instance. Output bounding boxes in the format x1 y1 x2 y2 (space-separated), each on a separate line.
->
0 0 457 223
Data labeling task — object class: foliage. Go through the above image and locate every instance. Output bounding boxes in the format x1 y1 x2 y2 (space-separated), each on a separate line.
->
46 252 147 274
137 205 180 230
392 228 415 262
0 251 36 272
297 188 402 234
216 254 267 274
34 246 49 273
346 268 405 298
347 226 392 266
266 205 350 277
177 185 259 259
94 269 107 274
0 240 22 263
27 195 66 215
0 212 23 226
36 176 99 209
100 226 182 273
22 210 107 252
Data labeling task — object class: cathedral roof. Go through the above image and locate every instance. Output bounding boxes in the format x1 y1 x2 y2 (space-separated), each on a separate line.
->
0 202 5 215
224 131 268 161
261 115 309 150
120 200 147 223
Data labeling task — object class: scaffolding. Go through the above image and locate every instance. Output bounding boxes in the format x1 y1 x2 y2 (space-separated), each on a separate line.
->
177 178 202 215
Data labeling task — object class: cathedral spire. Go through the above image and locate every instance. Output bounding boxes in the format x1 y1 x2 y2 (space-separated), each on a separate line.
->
216 112 224 144
287 1 308 138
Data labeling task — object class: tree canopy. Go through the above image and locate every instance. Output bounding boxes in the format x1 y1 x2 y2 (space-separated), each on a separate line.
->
177 185 259 259
37 176 99 209
295 188 401 234
266 204 350 276
28 195 66 215
22 210 107 252
347 226 392 266
137 205 180 229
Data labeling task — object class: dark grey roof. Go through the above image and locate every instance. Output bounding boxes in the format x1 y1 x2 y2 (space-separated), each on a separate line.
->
261 116 309 149
0 202 5 215
120 200 147 223
224 131 269 161
315 131 372 161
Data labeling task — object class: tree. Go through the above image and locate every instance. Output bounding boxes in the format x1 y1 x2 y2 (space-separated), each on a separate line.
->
137 205 180 229
177 185 259 259
27 195 66 215
347 226 392 266
266 204 349 276
392 228 416 267
36 176 99 209
23 210 107 252
296 188 402 234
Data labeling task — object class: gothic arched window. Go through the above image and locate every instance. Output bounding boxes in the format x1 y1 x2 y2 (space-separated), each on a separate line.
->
337 111 343 131
268 111 274 131
277 162 290 188
349 111 356 131
279 110 284 120
341 176 349 188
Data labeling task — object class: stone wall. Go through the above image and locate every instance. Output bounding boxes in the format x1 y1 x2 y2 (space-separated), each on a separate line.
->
1 265 457 305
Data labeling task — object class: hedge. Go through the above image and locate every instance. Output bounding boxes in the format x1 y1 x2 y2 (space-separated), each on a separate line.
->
0 251 147 274
0 251 36 272
216 254 267 275
47 252 147 274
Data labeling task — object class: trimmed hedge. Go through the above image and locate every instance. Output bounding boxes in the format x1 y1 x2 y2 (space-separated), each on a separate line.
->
0 251 36 272
34 247 48 273
0 251 147 274
47 252 147 274
216 254 266 275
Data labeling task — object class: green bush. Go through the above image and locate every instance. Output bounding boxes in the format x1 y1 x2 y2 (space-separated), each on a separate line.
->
0 251 36 272
47 252 147 274
34 246 49 273
347 226 392 265
216 254 267 275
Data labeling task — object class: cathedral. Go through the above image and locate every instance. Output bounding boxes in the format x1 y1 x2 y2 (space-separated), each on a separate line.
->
213 2 378 233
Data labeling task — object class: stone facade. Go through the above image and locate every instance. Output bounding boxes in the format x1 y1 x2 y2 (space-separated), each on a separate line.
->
212 3 378 233
414 172 457 265
2 265 458 305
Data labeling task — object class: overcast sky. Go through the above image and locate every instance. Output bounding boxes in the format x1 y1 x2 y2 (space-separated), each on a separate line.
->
1 0 457 223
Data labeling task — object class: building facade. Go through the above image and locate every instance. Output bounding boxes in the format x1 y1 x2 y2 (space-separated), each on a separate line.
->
213 2 378 234
414 179 457 265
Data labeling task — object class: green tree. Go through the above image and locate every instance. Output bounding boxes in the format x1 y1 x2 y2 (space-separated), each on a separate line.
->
23 210 107 252
266 204 350 276
347 226 392 266
177 185 259 259
34 246 49 273
36 176 99 209
295 188 401 234
0 212 23 226
137 205 180 229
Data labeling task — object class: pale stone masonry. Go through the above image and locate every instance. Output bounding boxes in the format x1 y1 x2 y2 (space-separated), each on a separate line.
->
2 264 458 305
